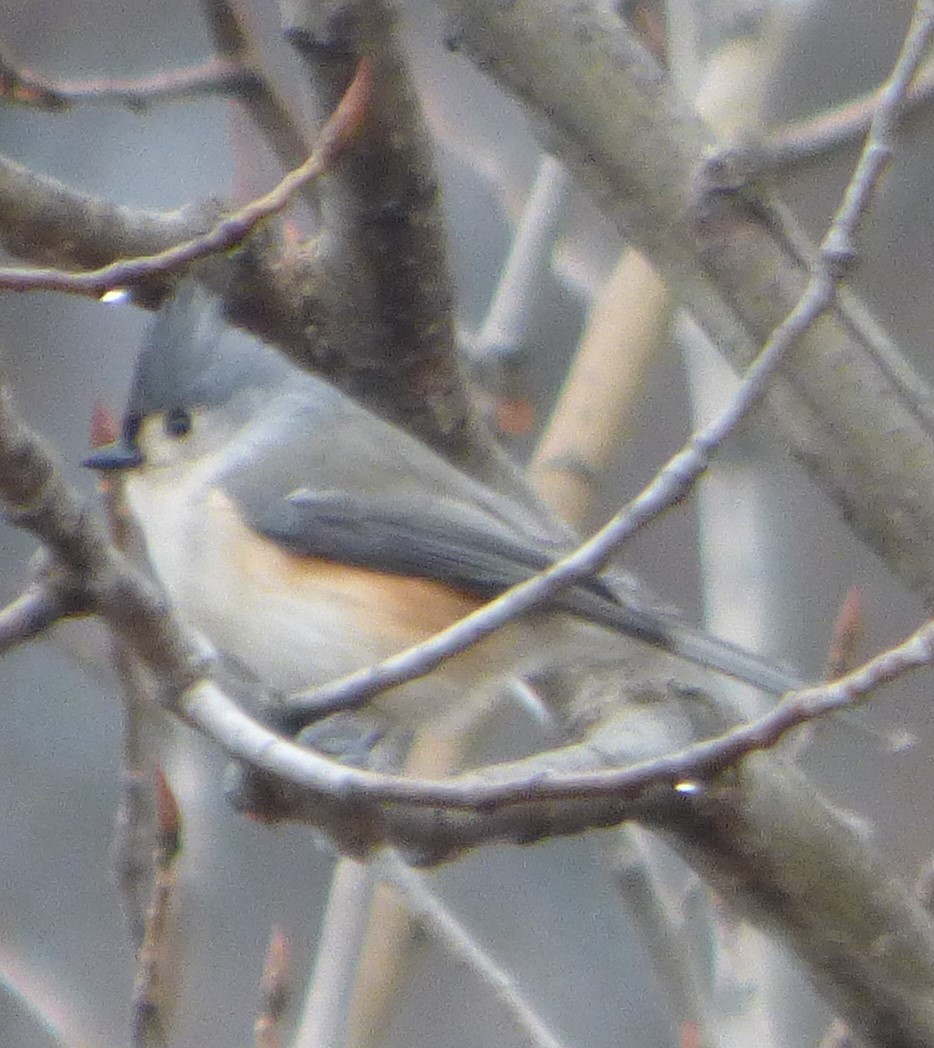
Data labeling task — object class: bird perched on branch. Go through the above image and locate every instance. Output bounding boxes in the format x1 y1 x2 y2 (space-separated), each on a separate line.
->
86 283 803 750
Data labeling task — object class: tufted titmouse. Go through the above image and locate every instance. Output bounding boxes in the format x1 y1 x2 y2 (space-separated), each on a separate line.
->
85 284 804 741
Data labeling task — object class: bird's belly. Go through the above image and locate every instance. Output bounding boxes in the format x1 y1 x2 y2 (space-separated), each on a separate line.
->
192 508 486 696
123 476 502 721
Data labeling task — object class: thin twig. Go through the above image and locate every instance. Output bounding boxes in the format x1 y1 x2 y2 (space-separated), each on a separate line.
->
0 952 79 1048
0 8 314 184
764 57 934 175
374 850 572 1048
113 662 160 951
292 860 374 1048
130 769 182 1048
196 606 934 811
255 927 291 1048
466 153 572 439
0 46 255 111
600 832 713 1045
0 571 84 653
821 4 934 265
469 154 572 359
0 59 371 295
92 399 161 947
199 0 317 191
753 192 934 442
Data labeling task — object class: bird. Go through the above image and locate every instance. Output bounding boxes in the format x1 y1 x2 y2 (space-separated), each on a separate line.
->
85 282 804 751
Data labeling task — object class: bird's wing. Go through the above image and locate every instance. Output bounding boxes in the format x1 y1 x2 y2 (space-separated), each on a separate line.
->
251 489 626 608
222 392 804 696
244 487 804 696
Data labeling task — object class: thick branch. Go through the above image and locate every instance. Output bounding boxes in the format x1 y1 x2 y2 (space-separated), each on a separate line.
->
0 60 371 295
283 0 459 412
3 368 934 1044
436 0 934 605
0 156 207 276
229 684 934 1048
275 0 528 491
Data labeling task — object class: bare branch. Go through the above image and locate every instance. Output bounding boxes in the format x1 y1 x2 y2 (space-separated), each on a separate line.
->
237 616 934 815
0 155 207 277
0 3 321 215
292 859 374 1048
435 0 934 605
0 59 371 295
92 401 164 949
0 955 79 1048
764 56 934 174
130 769 182 1048
255 927 291 1048
225 686 934 1048
344 728 475 1048
113 685 161 950
0 564 86 653
468 154 572 361
821 4 934 266
374 850 572 1048
2 351 934 1045
278 0 490 472
820 838 934 1048
0 40 255 111
600 832 713 1045
199 0 320 197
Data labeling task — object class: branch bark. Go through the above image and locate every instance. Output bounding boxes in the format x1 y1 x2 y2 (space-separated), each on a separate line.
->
436 0 934 605
3 5 934 1045
2 365 934 1044
276 0 539 497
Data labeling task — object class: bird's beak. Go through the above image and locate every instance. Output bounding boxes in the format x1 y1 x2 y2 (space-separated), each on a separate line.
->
83 438 143 471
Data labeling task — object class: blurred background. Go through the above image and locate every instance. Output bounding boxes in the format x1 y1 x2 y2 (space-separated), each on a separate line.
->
0 0 931 1046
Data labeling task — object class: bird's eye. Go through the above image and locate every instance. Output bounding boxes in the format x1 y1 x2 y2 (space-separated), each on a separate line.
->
164 407 192 439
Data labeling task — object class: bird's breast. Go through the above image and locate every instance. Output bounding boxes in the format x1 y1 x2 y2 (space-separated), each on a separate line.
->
122 469 488 701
